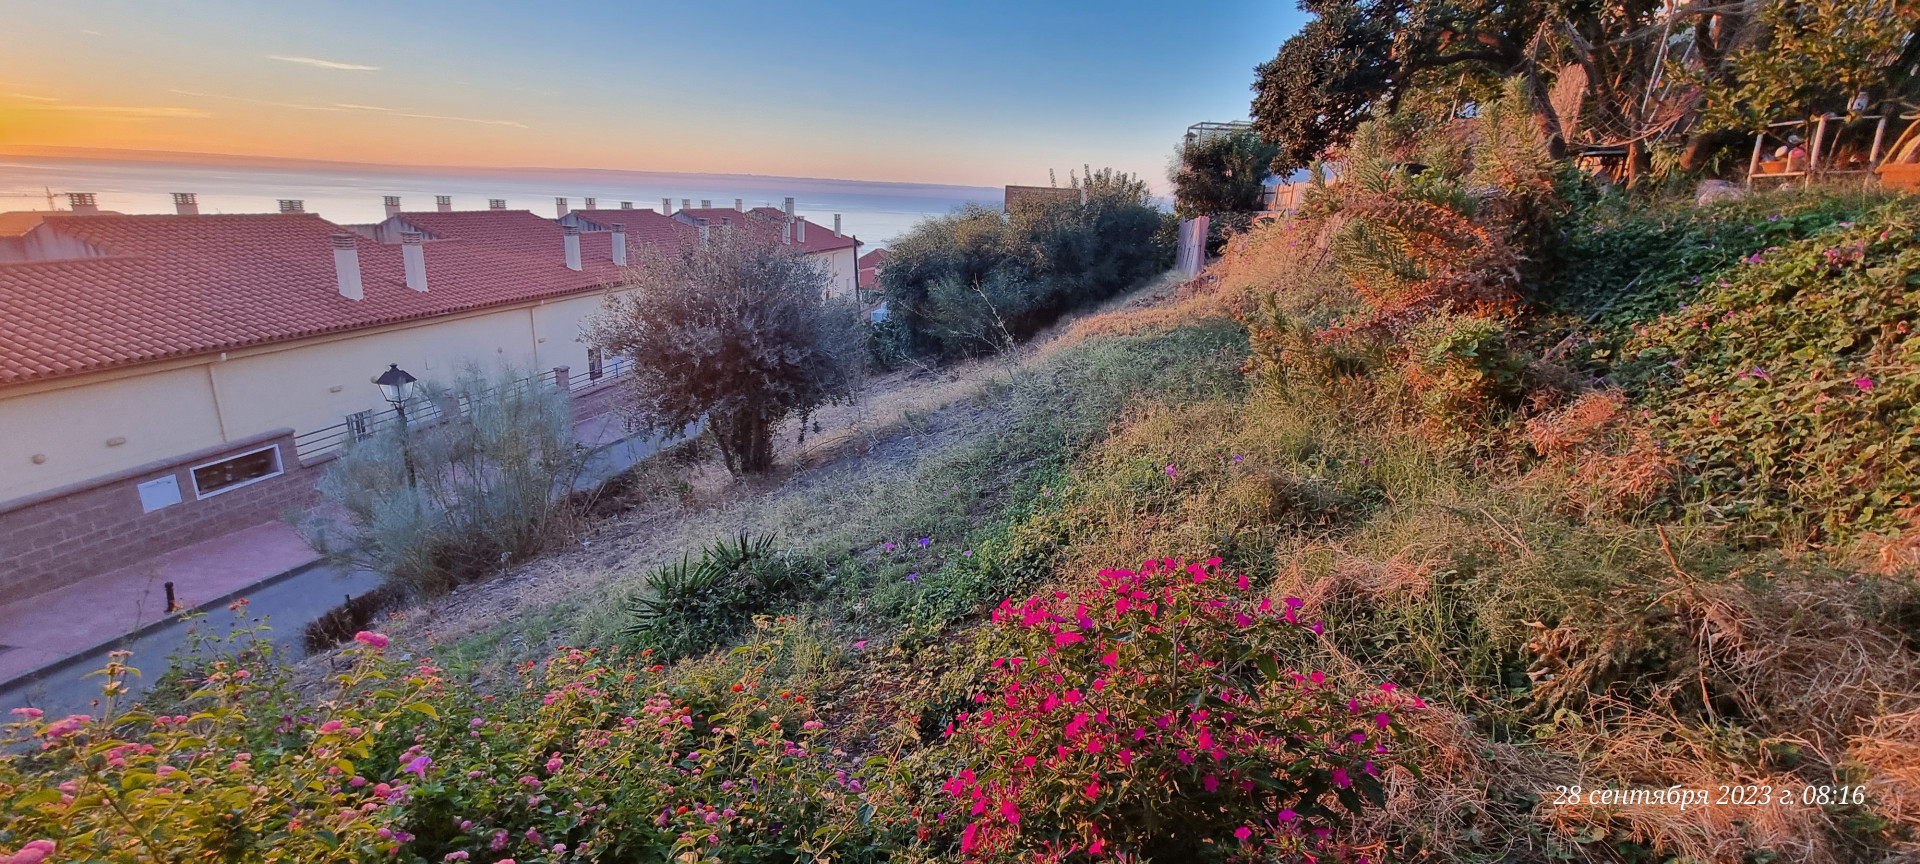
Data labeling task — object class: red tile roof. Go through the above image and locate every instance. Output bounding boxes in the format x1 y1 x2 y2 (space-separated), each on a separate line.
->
858 248 888 289
679 207 860 255
564 208 700 258
0 210 638 386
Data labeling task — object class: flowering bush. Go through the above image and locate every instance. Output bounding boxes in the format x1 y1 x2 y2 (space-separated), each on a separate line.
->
939 557 1416 861
1621 204 1920 541
1 621 885 864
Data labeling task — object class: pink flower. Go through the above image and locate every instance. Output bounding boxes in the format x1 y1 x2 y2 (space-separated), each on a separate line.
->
1278 808 1298 822
853 640 869 650
9 708 42 719
1855 377 1875 391
319 720 343 734
4 840 55 864
353 631 390 648
545 757 563 773
999 800 1020 824
42 715 88 739
1099 651 1118 668
401 755 431 777
962 823 979 852
1055 632 1083 647
1203 774 1219 792
1234 826 1253 842
1165 464 1178 478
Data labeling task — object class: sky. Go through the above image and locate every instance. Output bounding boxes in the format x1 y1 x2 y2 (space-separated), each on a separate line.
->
0 0 1304 192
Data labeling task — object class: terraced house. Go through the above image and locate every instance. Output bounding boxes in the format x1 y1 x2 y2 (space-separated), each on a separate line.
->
0 192 859 601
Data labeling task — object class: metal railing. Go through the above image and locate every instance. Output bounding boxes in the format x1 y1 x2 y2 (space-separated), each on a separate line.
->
292 359 634 464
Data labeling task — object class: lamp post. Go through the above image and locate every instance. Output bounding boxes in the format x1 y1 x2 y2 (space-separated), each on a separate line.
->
374 363 418 488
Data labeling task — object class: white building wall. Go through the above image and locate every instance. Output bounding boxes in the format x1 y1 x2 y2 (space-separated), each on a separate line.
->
0 289 622 503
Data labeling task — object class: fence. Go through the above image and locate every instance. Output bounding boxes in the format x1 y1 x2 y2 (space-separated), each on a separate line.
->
1175 215 1210 277
292 358 634 464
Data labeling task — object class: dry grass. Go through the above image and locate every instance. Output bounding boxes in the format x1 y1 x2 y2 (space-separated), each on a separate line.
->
1851 709 1920 849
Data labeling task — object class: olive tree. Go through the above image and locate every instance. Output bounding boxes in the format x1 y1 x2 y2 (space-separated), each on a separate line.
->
585 233 863 475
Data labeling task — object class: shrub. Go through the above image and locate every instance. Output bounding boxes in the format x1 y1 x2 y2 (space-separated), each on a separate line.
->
301 365 588 595
585 232 865 475
937 557 1414 861
623 533 816 661
1622 202 1920 542
878 169 1173 360
1 627 886 864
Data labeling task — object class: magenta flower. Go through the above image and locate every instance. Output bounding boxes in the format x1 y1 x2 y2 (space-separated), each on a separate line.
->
882 541 896 551
1855 376 1875 391
1231 454 1243 463
854 640 869 650
1165 463 1178 478
353 631 390 648
1234 826 1253 842
963 549 973 557
1278 808 1298 821
401 755 431 777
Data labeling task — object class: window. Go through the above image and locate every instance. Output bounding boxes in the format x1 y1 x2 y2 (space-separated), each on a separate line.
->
191 444 283 498
588 347 604 381
347 410 375 441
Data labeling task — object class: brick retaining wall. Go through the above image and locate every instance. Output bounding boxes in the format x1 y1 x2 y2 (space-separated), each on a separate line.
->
0 429 317 602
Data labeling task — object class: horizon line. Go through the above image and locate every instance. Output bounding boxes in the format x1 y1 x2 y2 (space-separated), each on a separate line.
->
0 144 1009 194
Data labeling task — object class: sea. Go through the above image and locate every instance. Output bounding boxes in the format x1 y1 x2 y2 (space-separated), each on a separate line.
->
0 151 1006 247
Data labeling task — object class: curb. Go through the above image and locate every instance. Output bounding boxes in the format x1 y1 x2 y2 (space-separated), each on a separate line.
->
0 556 332 694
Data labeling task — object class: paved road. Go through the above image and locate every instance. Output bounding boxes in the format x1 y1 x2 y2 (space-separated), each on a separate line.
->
0 563 386 717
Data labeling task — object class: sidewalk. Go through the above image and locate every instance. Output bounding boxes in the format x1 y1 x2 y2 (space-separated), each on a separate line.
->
0 520 319 684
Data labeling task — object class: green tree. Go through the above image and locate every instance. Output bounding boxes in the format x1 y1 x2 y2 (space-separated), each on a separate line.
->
1169 129 1281 219
585 233 864 475
1692 0 1920 132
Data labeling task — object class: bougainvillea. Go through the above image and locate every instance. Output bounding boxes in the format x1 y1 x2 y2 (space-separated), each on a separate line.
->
940 557 1418 861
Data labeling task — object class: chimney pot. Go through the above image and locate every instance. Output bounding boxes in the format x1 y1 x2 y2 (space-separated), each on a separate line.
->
562 224 582 270
584 197 596 209
489 198 507 210
662 197 672 214
783 197 795 218
701 199 711 209
435 195 452 212
66 192 98 215
401 231 428 291
735 198 744 212
172 192 199 216
383 195 402 217
833 213 842 237
555 196 570 217
681 198 691 210
620 201 633 209
331 234 364 300
611 223 628 266
279 199 304 213
796 218 806 243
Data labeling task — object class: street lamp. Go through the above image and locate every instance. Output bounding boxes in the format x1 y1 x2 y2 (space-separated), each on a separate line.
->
374 363 418 488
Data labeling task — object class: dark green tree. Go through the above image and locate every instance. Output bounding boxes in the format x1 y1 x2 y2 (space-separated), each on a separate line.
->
1169 129 1282 219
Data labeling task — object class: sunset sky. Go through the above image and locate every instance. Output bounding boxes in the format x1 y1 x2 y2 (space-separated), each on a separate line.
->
0 0 1303 190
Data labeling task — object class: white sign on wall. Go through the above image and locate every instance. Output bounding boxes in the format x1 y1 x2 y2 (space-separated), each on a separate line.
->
136 475 182 513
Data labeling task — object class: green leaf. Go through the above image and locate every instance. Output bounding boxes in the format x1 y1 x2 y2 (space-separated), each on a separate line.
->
404 701 439 720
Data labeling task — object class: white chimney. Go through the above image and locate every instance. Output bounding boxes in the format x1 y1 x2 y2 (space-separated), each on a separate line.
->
783 197 795 218
833 214 842 237
383 195 402 217
620 201 634 209
701 199 711 209
555 197 569 217
172 193 199 216
331 234 364 300
401 231 428 291
698 219 711 246
681 198 691 210
782 219 792 245
489 198 507 210
611 223 627 266
796 218 807 243
584 197 596 209
563 224 582 270
66 193 98 215
279 199 304 213
662 197 672 214
735 198 744 212
435 195 452 213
